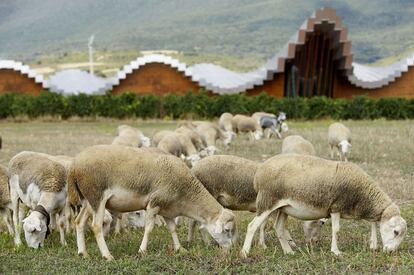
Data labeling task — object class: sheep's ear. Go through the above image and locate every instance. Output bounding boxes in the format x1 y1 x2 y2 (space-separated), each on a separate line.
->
35 224 42 232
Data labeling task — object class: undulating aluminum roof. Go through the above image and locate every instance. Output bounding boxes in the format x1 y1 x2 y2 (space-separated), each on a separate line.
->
0 60 45 85
46 69 111 95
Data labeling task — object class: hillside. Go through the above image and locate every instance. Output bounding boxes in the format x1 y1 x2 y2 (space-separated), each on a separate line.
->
0 0 413 64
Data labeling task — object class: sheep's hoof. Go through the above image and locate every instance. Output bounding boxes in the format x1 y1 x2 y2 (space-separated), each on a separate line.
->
138 249 146 256
331 249 341 256
284 250 295 255
240 249 249 259
61 241 68 247
103 255 114 261
78 251 89 258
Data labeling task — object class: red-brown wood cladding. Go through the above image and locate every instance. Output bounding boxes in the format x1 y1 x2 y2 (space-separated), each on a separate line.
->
111 63 200 96
0 69 42 95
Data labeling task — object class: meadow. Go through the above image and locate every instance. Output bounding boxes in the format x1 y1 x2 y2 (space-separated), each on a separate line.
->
0 119 413 274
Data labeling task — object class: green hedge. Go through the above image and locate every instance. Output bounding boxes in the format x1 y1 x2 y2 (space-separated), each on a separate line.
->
0 91 413 120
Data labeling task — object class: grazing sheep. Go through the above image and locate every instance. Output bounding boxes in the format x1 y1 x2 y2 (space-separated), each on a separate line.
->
328 122 351 161
175 126 207 152
190 155 324 248
152 130 175 147
0 165 14 235
8 152 68 248
157 132 201 166
281 135 316 156
68 145 236 260
196 122 234 153
116 125 151 148
219 113 234 133
232 115 263 140
241 154 407 257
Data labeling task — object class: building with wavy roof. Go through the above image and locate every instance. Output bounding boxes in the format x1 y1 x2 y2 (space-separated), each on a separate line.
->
0 60 45 95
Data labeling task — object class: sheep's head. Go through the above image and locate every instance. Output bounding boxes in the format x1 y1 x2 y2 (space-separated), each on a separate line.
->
223 131 235 146
380 215 406 252
203 209 236 248
23 212 48 249
278 112 287 121
140 135 151 148
302 219 326 243
338 140 351 156
127 210 146 229
186 154 201 167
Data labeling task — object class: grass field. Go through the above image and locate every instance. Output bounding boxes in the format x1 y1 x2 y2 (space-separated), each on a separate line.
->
0 119 413 274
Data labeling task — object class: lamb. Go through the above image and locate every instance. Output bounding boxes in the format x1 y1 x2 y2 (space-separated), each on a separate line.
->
328 122 351 161
190 155 324 247
281 135 316 156
8 151 68 248
232 115 263 140
241 154 407 257
0 165 14 235
196 122 234 153
68 145 237 260
115 125 151 148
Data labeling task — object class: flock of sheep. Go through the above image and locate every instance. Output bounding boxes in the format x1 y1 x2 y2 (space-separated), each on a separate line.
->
0 111 407 261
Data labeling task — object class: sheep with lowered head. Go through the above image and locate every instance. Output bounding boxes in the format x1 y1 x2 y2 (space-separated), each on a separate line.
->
232 115 263 141
115 125 151 148
190 155 324 248
328 122 351 161
196 122 234 154
241 154 407 257
281 135 316 156
0 165 14 235
8 151 68 248
68 145 237 260
157 132 201 166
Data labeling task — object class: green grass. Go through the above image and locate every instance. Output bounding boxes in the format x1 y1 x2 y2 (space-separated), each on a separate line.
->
0 119 413 273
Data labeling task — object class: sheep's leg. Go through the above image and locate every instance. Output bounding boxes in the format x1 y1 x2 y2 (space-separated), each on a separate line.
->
138 206 160 254
64 200 71 234
370 222 378 250
275 212 294 254
330 145 334 159
187 219 197 243
91 191 114 261
258 220 267 249
10 183 22 246
75 203 90 257
240 209 273 258
56 213 67 246
330 212 341 255
114 213 122 235
165 217 186 252
1 209 14 235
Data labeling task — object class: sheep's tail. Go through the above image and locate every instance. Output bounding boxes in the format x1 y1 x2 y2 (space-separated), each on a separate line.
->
67 166 83 207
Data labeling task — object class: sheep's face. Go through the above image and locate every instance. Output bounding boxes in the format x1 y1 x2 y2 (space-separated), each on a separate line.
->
23 213 47 249
223 131 235 146
380 215 407 252
281 122 289 133
127 211 146 229
140 135 151 148
254 130 263 140
302 219 326 243
278 112 287 121
186 154 201 167
338 140 351 155
203 209 236 248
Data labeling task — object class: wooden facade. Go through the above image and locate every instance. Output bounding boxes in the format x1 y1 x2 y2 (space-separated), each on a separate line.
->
0 69 43 96
112 63 200 96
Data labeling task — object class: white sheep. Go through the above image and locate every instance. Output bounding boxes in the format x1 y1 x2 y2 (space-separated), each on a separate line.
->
175 126 207 152
281 135 316 156
328 122 351 161
157 132 201 166
190 155 324 248
219 113 236 135
241 154 407 257
232 115 263 140
116 125 151 148
8 152 68 248
0 165 14 235
196 122 234 153
68 145 237 260
152 130 175 147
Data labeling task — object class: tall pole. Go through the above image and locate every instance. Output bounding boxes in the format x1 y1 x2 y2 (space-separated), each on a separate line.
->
88 35 94 75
